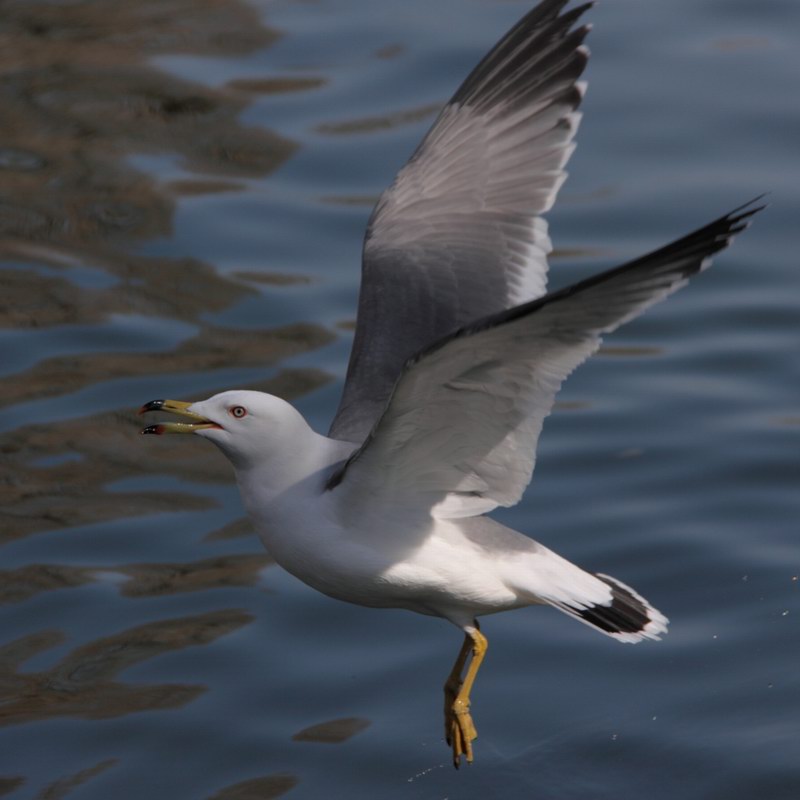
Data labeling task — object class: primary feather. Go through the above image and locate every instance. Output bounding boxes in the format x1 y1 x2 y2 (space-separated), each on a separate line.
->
330 0 592 443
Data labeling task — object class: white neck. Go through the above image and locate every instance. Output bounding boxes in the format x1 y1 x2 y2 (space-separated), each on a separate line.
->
232 426 355 512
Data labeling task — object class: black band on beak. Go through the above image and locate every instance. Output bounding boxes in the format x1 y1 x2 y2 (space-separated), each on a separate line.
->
139 399 166 415
141 424 166 435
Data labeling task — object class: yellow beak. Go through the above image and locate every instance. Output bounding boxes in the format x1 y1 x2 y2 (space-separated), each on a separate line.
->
139 399 220 435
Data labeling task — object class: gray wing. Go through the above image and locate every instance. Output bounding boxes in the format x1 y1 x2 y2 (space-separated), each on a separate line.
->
327 202 763 518
329 0 592 442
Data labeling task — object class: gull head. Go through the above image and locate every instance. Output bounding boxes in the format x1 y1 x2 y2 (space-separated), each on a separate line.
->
139 389 313 471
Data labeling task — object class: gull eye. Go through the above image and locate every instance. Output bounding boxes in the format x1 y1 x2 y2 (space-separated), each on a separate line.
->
230 406 247 419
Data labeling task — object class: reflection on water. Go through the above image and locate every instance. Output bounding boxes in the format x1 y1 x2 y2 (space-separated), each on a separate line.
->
316 102 440 135
0 778 23 797
202 517 253 542
42 760 119 800
0 610 252 727
1 248 253 328
227 77 325 95
117 554 273 598
0 0 284 247
291 717 371 744
0 1 331 790
1 564 91 604
208 774 298 800
0 758 119 800
0 0 300 338
0 323 331 410
0 0 339 556
1 555 272 604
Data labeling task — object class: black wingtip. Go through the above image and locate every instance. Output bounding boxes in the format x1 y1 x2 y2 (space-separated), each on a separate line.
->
572 574 668 641
702 195 767 250
579 575 652 635
450 0 593 110
725 193 769 223
605 195 766 283
731 192 770 211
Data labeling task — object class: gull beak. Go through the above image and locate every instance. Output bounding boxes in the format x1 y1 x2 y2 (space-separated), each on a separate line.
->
139 399 221 435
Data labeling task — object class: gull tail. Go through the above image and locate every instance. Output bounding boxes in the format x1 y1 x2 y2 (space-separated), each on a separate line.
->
547 572 668 644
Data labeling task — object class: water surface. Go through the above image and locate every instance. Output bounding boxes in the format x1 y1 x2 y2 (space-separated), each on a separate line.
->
1 0 797 797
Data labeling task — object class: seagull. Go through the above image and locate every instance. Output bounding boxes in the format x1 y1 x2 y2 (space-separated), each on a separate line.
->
140 0 762 767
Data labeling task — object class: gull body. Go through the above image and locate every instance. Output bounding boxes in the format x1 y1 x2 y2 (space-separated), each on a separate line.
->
141 0 762 766
181 389 664 636
185 391 537 621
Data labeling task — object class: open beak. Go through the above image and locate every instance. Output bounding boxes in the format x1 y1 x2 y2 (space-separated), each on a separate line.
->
139 399 221 435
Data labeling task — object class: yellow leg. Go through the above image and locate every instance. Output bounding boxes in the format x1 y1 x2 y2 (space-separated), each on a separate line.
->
443 634 472 742
442 627 488 768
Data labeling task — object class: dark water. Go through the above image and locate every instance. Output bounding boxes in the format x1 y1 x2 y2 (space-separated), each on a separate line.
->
1 0 797 797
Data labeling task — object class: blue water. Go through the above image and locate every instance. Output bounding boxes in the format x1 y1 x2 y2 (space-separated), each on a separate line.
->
1 0 798 798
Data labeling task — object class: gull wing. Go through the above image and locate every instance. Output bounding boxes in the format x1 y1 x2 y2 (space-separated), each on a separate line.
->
326 202 763 518
329 0 592 442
